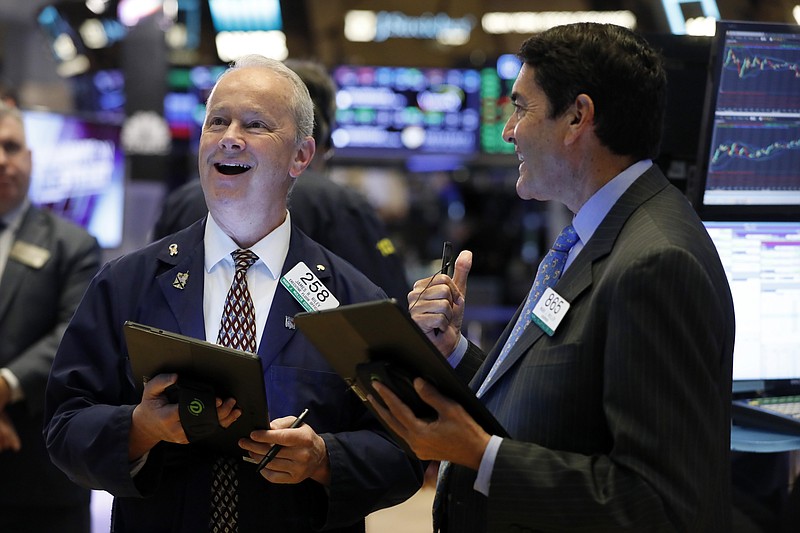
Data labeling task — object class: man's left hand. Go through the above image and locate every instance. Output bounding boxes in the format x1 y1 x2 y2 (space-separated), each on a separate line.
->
240 415 331 486
368 378 490 471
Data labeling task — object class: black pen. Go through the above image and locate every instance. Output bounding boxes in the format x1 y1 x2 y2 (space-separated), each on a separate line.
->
255 408 309 473
434 242 454 336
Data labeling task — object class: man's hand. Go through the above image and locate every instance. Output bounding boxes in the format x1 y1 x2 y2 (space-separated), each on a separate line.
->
240 415 330 486
408 250 472 356
368 378 490 471
0 375 10 412
128 373 241 461
0 411 21 452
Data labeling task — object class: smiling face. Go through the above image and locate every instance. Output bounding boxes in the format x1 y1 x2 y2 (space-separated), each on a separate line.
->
502 64 572 203
0 114 32 218
198 66 314 244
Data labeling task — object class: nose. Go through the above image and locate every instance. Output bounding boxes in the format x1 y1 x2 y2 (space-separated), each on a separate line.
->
502 113 516 145
218 123 244 151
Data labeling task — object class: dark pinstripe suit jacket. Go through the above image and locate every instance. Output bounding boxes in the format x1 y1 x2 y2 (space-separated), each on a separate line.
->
437 166 735 532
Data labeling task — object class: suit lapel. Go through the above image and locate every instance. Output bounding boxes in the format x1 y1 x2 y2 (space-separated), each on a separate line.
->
155 227 207 340
256 228 332 369
473 167 670 398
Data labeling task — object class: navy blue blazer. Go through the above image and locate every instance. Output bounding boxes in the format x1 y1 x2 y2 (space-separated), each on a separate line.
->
44 220 422 532
438 166 735 532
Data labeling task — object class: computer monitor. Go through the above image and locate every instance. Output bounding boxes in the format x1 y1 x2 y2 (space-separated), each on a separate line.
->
22 110 125 249
703 220 800 392
691 20 800 220
330 65 482 162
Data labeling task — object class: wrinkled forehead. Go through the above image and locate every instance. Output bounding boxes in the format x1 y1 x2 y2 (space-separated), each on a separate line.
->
208 67 290 107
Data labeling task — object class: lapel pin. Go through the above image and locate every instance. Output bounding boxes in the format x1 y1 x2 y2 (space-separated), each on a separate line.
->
316 264 325 271
172 271 189 289
285 316 295 330
168 243 178 256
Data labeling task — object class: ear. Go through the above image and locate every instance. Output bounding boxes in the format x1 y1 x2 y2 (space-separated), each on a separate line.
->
564 93 594 145
289 137 315 178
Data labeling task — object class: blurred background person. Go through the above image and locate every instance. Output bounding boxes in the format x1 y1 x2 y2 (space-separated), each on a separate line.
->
0 101 101 532
152 59 410 302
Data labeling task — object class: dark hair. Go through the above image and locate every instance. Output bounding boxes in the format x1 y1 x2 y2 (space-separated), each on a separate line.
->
518 23 666 160
284 59 336 151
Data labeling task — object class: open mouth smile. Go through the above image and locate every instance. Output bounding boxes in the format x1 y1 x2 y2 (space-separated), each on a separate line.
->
214 163 251 175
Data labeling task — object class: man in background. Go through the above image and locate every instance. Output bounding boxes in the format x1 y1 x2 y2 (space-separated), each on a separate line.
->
152 59 410 302
0 102 101 531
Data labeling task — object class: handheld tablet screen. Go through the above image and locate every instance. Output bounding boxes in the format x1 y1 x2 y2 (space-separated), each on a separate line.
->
293 299 508 451
124 321 269 455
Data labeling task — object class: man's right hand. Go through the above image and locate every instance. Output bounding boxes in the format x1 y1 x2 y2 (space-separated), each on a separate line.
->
0 411 21 452
128 373 240 461
407 250 472 356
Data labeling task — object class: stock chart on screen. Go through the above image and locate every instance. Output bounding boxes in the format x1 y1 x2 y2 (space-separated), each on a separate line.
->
698 22 800 209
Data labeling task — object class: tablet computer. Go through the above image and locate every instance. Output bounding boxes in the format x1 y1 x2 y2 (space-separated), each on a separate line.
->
293 299 508 454
124 321 268 455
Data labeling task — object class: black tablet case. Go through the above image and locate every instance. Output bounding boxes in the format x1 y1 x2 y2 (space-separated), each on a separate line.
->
293 299 508 455
124 321 269 455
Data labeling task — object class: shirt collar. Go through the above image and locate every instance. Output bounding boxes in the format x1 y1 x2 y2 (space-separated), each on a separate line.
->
1 198 30 232
204 211 292 280
573 159 652 245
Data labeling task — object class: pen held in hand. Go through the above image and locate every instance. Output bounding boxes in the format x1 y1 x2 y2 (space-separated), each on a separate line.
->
433 241 454 336
255 408 309 473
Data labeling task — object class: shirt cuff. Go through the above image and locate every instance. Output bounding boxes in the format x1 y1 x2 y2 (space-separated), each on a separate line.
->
129 452 149 477
473 435 503 496
446 335 469 368
0 367 23 403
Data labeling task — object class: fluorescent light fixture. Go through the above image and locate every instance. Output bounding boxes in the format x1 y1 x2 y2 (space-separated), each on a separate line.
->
118 0 162 27
53 33 78 61
56 55 91 77
684 16 717 36
214 30 288 62
208 0 282 32
80 19 109 49
481 11 637 34
85 0 109 15
344 10 377 42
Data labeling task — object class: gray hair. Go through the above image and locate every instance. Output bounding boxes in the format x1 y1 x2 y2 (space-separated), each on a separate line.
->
210 54 314 145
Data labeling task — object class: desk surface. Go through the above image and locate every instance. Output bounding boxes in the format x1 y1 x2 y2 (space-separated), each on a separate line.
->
731 424 800 452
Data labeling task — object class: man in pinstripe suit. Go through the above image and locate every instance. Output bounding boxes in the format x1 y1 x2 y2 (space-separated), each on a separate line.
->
370 23 735 532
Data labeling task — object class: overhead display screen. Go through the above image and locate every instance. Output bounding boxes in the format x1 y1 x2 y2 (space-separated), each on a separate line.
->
330 65 481 159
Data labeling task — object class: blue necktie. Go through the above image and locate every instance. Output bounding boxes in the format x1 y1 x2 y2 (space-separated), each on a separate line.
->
477 224 578 397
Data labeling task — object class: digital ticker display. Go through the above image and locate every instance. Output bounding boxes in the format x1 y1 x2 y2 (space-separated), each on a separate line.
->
479 54 521 155
330 65 481 158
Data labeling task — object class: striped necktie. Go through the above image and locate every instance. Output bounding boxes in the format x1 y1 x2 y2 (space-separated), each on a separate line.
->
210 248 259 533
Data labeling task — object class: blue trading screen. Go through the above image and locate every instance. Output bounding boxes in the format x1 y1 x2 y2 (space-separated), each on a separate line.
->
701 24 800 207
